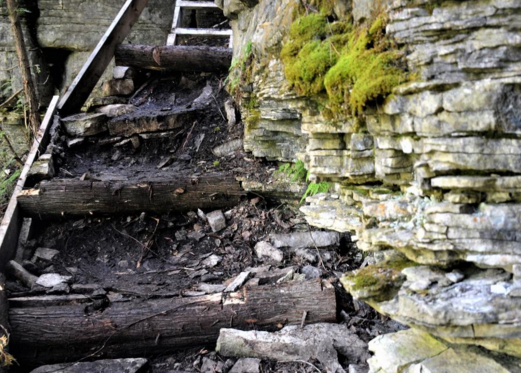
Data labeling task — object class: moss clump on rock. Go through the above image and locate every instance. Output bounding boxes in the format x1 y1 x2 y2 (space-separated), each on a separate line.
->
281 9 409 117
341 257 417 302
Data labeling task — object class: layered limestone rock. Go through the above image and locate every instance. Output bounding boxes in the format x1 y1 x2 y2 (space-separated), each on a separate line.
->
225 0 521 371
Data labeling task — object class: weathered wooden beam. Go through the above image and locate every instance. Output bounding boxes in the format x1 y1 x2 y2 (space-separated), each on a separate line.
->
10 280 336 366
0 96 59 271
57 0 150 117
115 45 232 72
17 174 244 217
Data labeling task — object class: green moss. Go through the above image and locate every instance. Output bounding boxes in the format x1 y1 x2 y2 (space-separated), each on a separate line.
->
281 12 410 118
342 257 417 302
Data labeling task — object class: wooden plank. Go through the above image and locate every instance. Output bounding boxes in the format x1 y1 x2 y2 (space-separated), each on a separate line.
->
10 281 336 366
115 44 233 72
178 1 219 9
0 96 59 271
57 0 150 117
174 28 233 36
17 173 245 217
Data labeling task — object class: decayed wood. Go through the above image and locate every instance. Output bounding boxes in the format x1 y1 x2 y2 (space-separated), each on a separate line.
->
0 96 59 271
17 174 244 217
6 0 41 134
6 261 37 288
10 280 336 365
0 274 9 373
115 45 232 72
108 107 196 137
58 0 150 116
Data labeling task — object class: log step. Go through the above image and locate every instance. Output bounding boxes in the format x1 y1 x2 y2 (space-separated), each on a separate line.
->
17 174 245 217
115 45 233 72
178 1 219 9
10 280 336 367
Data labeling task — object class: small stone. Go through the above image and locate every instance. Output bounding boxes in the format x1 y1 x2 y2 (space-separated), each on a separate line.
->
301 265 322 280
255 242 284 263
224 99 237 127
36 274 72 288
32 248 60 263
187 231 205 242
276 269 294 284
292 248 317 263
513 264 521 281
66 138 84 148
102 79 134 97
225 272 250 292
96 104 136 118
202 254 222 268
270 232 340 249
113 66 136 80
201 357 223 373
490 282 510 295
445 271 465 284
207 210 227 232
61 112 108 137
198 209 207 221
197 283 226 294
229 358 261 373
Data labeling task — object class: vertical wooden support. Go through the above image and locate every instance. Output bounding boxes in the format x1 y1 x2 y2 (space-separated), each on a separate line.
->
0 96 59 271
57 0 150 117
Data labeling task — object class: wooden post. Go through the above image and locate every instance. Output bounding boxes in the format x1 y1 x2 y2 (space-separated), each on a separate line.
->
57 0 150 117
0 96 59 272
6 0 41 134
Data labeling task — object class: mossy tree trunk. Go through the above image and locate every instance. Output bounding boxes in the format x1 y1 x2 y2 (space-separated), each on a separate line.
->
6 0 41 135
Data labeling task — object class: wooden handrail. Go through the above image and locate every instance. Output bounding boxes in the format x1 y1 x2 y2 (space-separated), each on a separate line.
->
58 0 150 117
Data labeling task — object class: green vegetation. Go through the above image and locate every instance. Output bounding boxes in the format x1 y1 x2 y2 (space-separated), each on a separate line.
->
227 41 254 100
341 257 417 302
213 160 220 167
276 161 330 203
301 181 330 203
277 160 308 182
281 6 410 117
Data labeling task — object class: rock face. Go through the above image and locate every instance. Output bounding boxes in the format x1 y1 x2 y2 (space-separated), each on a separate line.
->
225 0 521 370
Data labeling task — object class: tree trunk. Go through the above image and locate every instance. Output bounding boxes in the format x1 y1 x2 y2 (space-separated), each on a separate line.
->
9 280 336 367
17 174 245 217
115 45 232 72
6 0 41 134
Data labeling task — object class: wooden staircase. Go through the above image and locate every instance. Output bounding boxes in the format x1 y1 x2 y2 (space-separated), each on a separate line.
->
168 0 233 48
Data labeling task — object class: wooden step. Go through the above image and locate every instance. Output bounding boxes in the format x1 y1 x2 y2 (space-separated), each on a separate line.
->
168 28 233 47
178 1 219 9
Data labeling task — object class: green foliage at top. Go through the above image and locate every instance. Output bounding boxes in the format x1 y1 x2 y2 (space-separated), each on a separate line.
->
324 15 407 115
281 13 351 96
277 160 308 182
281 8 410 117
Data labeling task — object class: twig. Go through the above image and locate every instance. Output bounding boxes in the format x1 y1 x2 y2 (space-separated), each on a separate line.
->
290 360 322 373
0 124 23 166
0 88 22 109
181 120 197 152
307 228 327 271
211 94 226 121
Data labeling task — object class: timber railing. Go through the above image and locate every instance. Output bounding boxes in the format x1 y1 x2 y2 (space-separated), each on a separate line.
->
0 0 151 270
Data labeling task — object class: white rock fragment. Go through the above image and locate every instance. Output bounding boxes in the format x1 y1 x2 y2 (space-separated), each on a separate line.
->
202 254 222 268
270 231 340 249
36 274 72 288
225 271 250 292
229 358 261 373
207 210 227 232
197 283 226 294
254 242 284 263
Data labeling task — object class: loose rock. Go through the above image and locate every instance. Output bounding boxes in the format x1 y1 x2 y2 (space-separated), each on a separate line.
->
207 210 227 232
254 241 283 263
